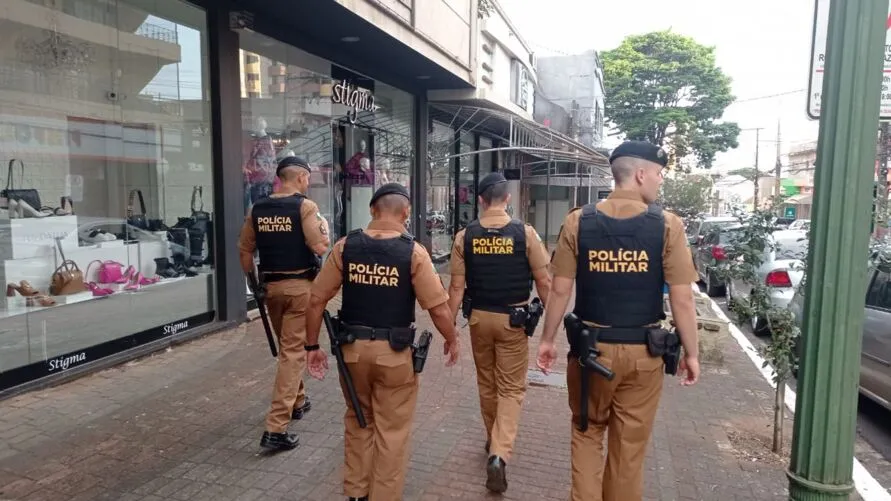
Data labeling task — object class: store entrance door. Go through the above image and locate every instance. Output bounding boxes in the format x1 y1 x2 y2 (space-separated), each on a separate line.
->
332 122 375 242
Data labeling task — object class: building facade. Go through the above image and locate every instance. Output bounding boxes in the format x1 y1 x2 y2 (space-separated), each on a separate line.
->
535 49 606 149
0 0 477 396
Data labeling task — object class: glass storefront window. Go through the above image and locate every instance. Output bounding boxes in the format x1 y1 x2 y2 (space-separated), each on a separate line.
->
457 133 475 231
0 0 214 388
427 121 454 259
237 32 414 251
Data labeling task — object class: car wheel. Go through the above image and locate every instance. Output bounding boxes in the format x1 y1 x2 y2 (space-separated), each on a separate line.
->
751 315 769 337
705 270 726 297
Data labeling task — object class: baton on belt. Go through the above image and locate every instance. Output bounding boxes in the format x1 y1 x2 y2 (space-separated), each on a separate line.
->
323 310 367 428
247 271 278 358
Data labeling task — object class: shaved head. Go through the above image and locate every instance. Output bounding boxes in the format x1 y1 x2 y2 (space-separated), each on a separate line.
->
373 194 410 215
278 166 310 182
610 156 650 184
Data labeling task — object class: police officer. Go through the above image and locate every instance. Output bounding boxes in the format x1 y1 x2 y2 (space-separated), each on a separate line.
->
237 156 330 452
304 183 460 501
535 141 701 501
446 172 551 493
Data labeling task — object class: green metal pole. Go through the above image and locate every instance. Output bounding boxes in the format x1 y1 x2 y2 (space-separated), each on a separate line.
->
788 1 888 500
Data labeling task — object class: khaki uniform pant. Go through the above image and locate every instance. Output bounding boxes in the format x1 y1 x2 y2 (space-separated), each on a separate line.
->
340 339 419 500
264 279 311 434
566 343 664 501
469 309 529 461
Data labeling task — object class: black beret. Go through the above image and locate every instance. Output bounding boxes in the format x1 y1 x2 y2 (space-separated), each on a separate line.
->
608 141 668 168
276 156 311 175
370 183 410 207
478 172 507 195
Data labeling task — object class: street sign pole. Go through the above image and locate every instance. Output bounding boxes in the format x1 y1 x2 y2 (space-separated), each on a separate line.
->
789 0 889 500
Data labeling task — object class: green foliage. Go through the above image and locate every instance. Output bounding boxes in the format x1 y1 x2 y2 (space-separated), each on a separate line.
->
601 31 740 169
478 0 494 19
715 205 800 385
658 174 713 220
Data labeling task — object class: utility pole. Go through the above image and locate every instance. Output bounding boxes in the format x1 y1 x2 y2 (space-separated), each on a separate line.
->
787 1 888 500
753 128 763 210
775 119 783 209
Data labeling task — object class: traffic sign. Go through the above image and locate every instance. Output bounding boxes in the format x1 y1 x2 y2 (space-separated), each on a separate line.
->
807 0 891 119
784 206 797 219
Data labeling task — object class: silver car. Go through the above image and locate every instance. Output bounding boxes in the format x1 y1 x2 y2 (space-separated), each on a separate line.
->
726 229 808 335
790 263 891 411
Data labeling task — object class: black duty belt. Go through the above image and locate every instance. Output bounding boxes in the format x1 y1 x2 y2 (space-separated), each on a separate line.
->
590 327 649 344
344 324 413 341
262 270 317 282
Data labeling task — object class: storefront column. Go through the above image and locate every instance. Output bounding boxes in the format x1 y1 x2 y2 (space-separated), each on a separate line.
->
413 94 430 251
208 6 247 322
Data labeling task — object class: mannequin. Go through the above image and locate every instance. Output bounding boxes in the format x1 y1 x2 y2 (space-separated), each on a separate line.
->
345 138 374 185
242 116 276 212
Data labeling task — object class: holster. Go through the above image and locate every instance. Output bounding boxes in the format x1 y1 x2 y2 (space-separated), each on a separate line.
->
461 295 472 319
524 297 544 337
411 330 433 373
388 327 416 352
645 327 681 375
508 305 527 329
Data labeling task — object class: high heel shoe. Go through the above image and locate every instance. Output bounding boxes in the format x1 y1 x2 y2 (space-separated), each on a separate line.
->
7 281 39 297
86 282 114 297
25 295 56 307
17 200 48 218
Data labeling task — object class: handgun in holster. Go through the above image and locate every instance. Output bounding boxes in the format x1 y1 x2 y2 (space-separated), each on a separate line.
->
523 298 544 337
461 294 472 319
644 327 682 375
564 313 615 432
411 331 434 373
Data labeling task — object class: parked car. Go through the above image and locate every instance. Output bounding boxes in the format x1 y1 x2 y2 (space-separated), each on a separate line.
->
686 216 739 249
789 262 891 412
726 229 808 335
772 217 796 230
694 224 745 297
788 219 810 231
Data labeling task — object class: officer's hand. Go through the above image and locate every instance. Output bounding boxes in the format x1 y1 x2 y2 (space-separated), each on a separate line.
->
443 337 460 367
678 355 700 386
536 341 557 374
307 350 329 380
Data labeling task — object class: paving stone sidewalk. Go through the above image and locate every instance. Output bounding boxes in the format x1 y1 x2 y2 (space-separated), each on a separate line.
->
0 291 888 501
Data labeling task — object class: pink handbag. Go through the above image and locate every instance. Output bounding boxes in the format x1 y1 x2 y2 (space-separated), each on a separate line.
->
87 260 125 284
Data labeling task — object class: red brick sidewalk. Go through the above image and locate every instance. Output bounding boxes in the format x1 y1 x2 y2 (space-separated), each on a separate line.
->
0 292 888 500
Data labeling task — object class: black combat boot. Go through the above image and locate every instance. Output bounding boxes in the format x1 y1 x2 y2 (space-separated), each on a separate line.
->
291 396 312 420
486 455 507 493
259 431 299 451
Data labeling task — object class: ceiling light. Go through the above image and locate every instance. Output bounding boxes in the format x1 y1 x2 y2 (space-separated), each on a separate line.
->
340 36 360 43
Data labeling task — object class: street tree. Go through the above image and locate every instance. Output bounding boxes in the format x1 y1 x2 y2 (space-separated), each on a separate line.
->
659 174 713 219
716 203 800 453
601 31 740 169
478 0 494 18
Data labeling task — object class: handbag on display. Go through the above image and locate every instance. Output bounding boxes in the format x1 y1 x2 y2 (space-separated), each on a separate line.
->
86 259 125 284
126 189 148 230
1 159 41 210
169 186 212 265
50 238 86 295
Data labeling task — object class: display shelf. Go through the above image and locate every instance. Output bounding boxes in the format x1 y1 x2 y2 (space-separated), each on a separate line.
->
0 215 79 260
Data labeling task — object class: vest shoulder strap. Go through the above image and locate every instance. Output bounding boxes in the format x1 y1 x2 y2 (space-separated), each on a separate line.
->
348 228 364 236
646 204 664 219
581 203 598 217
399 232 415 243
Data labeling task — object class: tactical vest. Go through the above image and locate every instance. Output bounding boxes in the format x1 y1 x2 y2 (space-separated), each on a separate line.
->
573 204 666 327
464 219 531 310
340 230 416 328
252 194 317 273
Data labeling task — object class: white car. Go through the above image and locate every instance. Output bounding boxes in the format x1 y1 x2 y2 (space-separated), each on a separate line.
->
788 219 810 231
726 229 808 335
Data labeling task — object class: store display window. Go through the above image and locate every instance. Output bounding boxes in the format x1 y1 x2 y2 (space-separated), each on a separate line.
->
0 0 215 389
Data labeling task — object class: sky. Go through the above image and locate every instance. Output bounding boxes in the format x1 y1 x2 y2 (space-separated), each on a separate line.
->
500 0 822 174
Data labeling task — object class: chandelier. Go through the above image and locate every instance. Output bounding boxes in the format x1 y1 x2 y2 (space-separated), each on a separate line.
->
16 14 93 72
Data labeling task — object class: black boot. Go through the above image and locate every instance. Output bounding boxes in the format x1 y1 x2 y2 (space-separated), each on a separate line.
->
153 258 178 279
259 431 299 451
347 497 368 501
292 396 312 420
486 455 507 493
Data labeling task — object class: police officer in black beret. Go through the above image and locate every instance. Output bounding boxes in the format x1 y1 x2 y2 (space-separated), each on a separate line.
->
537 141 701 501
447 172 552 493
305 183 460 501
238 156 330 452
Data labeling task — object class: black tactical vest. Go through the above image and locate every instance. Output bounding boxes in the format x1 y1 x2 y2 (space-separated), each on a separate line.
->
340 230 416 328
252 194 316 273
464 219 531 309
573 204 666 327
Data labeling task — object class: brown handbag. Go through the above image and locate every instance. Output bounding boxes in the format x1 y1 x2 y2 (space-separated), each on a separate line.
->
50 238 86 295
